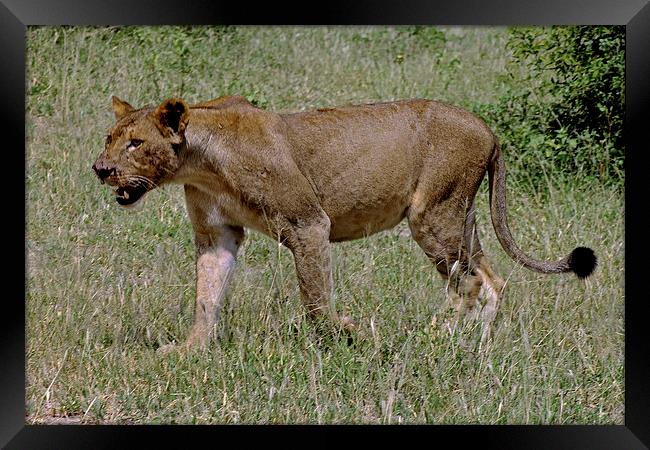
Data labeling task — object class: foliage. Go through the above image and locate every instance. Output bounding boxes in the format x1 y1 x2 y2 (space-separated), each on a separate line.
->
475 26 625 185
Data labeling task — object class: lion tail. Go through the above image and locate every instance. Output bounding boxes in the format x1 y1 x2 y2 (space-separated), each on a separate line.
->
487 142 597 278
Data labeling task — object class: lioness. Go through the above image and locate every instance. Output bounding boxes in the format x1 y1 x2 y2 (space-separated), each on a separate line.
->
92 95 596 350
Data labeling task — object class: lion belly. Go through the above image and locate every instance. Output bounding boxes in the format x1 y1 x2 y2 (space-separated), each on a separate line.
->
310 141 420 242
322 165 416 242
328 202 408 242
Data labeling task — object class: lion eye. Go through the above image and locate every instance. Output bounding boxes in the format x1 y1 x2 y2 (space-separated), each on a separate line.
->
127 139 143 151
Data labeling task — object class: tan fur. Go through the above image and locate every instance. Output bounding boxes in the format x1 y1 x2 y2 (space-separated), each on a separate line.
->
92 95 586 351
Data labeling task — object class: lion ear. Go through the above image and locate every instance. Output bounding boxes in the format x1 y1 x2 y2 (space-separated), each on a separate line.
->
111 96 135 120
154 98 189 136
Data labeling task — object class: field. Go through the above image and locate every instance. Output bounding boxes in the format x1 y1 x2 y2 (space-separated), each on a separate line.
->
26 26 624 424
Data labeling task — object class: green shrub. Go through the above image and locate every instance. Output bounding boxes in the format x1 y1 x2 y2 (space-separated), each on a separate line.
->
475 26 624 186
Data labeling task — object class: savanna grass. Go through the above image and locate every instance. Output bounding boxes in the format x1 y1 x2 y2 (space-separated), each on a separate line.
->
26 26 623 424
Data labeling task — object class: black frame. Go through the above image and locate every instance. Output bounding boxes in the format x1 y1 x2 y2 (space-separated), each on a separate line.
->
6 0 649 448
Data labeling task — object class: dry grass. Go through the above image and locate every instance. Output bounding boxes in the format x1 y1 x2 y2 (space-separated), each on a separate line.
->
26 26 623 424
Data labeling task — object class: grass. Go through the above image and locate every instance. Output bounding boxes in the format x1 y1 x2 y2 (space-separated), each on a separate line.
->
26 26 624 424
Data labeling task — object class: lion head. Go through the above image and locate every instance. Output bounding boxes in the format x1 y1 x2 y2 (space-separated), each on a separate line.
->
92 96 189 207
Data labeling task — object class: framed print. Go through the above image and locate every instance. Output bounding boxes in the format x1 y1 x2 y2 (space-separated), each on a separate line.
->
6 0 649 447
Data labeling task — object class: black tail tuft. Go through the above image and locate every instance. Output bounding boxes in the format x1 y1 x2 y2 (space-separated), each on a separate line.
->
568 247 597 279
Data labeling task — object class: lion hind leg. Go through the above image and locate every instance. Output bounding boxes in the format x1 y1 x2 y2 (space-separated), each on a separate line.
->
408 201 504 340
408 210 482 324
475 256 505 344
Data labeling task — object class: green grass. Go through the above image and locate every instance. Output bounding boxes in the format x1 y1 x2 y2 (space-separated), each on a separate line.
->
26 26 623 424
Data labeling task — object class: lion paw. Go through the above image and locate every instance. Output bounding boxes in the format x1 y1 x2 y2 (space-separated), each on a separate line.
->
156 343 183 355
338 315 356 331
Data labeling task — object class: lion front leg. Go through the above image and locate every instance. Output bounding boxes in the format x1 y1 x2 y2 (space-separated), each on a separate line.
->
285 218 355 335
159 225 244 353
186 225 244 347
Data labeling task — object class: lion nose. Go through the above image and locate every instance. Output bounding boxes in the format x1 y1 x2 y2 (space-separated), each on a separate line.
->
92 163 115 181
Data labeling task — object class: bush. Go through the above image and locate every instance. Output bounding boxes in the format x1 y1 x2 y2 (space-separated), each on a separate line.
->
475 26 624 186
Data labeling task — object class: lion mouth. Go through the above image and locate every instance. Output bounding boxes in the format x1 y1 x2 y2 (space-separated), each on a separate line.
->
115 184 148 206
